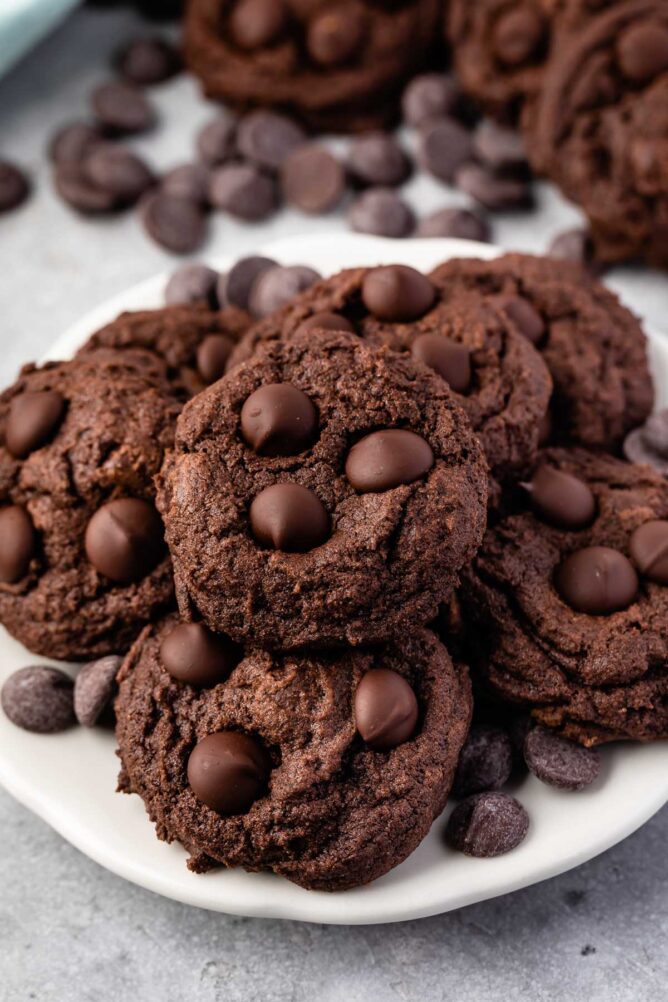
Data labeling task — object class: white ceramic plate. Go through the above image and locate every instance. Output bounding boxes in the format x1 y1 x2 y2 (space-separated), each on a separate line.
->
1 233 667 925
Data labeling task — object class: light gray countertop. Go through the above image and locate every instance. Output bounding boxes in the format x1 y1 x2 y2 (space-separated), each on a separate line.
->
0 8 666 1001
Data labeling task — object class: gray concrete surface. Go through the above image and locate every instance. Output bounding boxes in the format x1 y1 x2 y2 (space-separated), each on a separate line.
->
0 7 666 1001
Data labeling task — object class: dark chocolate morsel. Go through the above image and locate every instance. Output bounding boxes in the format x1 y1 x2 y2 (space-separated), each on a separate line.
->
554 546 638 615
524 464 596 529
354 668 418 751
116 37 182 86
281 145 345 214
629 520 668 584
411 334 472 393
165 264 219 307
74 655 122 727
0 505 35 583
241 383 318 456
0 161 30 213
294 312 355 337
361 265 435 322
524 726 601 791
6 390 66 458
501 295 545 345
85 498 165 583
219 256 276 311
196 334 235 384
452 725 513 797
348 187 415 239
187 730 269 815
236 110 306 171
249 483 330 551
160 621 241 687
345 429 434 492
91 81 156 135
446 792 529 857
1 666 75 734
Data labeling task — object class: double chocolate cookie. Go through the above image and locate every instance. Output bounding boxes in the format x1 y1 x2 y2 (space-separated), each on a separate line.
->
0 354 180 660
158 329 488 650
78 303 249 399
184 0 441 131
116 614 472 891
461 448 668 745
230 264 552 481
430 252 653 450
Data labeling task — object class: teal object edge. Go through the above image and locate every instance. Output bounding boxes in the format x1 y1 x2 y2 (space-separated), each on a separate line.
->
0 0 80 80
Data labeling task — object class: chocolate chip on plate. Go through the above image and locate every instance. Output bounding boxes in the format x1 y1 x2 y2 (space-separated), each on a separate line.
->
629 520 668 584
281 145 345 214
236 110 306 171
354 668 418 751
48 122 104 166
446 792 529 857
83 145 155 205
141 191 207 253
54 163 120 214
547 228 603 272
249 483 330 551
452 725 513 797
188 730 270 815
165 263 219 307
74 655 123 727
455 162 534 211
348 187 415 238
361 265 435 321
417 206 491 242
623 410 668 476
208 163 278 221
0 161 30 214
473 120 528 173
161 163 211 206
85 498 165 583
306 5 366 66
554 546 638 615
196 113 237 166
160 621 240 688
523 464 596 529
524 726 601 790
402 73 463 128
116 36 182 86
229 0 288 50
0 506 36 583
197 335 236 383
91 81 156 136
346 133 410 188
248 264 320 317
2 666 75 733
411 334 472 393
419 117 473 183
241 383 318 456
218 255 276 310
6 390 66 458
345 429 434 492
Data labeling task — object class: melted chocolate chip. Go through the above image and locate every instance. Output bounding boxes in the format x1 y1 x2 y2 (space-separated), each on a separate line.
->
524 464 596 529
294 312 354 337
196 334 235 384
249 483 330 551
161 621 241 687
554 546 638 615
6 390 66 458
241 383 318 456
354 668 418 750
345 429 434 493
411 334 472 393
187 730 269 815
85 498 165 583
502 295 545 345
361 265 435 322
0 506 35 583
629 520 668 584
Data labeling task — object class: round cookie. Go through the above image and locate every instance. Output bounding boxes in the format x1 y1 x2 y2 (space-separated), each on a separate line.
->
523 0 668 268
230 265 552 481
429 252 653 451
158 329 488 650
78 303 250 400
115 614 472 891
0 354 180 660
461 448 668 745
184 0 442 132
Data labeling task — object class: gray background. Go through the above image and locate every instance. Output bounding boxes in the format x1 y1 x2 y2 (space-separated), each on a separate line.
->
0 7 666 1001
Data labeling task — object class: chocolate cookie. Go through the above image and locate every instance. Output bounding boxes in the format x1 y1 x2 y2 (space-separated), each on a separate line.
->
116 614 472 890
158 329 488 650
0 354 180 660
78 303 250 399
523 0 668 268
461 448 668 745
184 0 442 132
429 252 653 450
230 265 552 481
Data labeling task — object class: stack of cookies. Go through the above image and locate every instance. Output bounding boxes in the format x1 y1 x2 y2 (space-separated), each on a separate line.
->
1 250 667 891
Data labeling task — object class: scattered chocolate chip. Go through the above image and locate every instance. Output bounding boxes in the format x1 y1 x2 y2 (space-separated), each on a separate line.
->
83 145 154 205
623 410 668 476
208 163 278 221
165 263 219 307
85 498 165 583
554 546 638 615
0 161 30 214
218 255 276 311
161 163 211 205
196 114 237 167
346 133 410 188
160 622 241 687
6 390 66 459
48 122 104 166
91 81 156 136
141 191 207 253
1 666 75 734
473 120 528 172
241 383 318 456
116 36 182 85
250 483 330 551
417 206 491 242
491 6 546 66
523 464 596 529
74 655 122 727
188 730 269 814
524 726 601 790
346 429 434 493
196 334 235 383
452 725 513 797
295 311 354 336
361 265 435 321
548 228 603 273
616 21 668 82
411 334 472 393
281 145 345 214
501 295 545 345
354 668 418 750
229 0 288 50
349 187 414 238
248 264 320 318
236 110 306 171
629 520 668 584
402 73 463 128
54 163 119 214
446 792 529 857
419 117 474 183
456 162 534 211
306 6 366 66
0 506 36 583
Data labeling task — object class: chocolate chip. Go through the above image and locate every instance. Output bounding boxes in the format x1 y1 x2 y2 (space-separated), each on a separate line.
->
0 506 35 583
419 117 473 183
248 264 320 318
411 334 472 393
160 622 241 687
294 312 354 337
624 411 668 476
524 726 601 790
524 464 596 529
348 187 414 238
241 384 318 456
1 666 75 734
554 546 638 615
229 0 288 50
196 114 237 167
6 390 66 458
250 483 330 551
91 81 156 136
402 73 463 128
165 263 219 307
83 146 154 205
354 668 418 750
501 295 545 344
208 163 278 221
491 6 546 66
455 162 534 211
281 145 345 214
346 429 433 493
54 163 119 214
236 110 306 171
361 265 435 321
74 655 122 727
616 22 668 82
306 6 366 66
346 133 410 188
473 121 528 172
446 792 529 857
188 731 269 815
547 228 603 273
417 207 491 242
452 725 513 797
48 122 104 166
141 192 207 254
116 36 182 86
219 255 276 311
196 335 235 383
85 498 165 583
629 520 668 584
0 161 29 214
162 163 211 205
